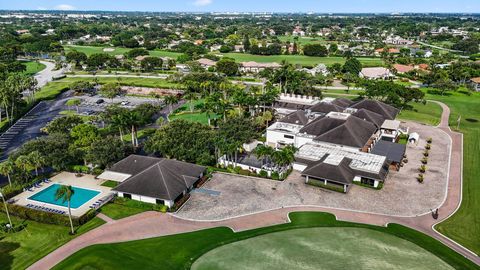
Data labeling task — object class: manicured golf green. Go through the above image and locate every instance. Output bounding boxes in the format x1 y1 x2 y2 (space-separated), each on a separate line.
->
52 212 478 270
192 227 454 270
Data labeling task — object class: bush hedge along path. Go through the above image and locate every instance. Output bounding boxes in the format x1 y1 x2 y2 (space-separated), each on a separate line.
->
28 101 478 270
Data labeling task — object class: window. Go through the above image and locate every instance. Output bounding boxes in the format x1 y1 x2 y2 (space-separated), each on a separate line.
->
123 193 132 199
284 134 294 139
360 178 375 186
156 199 164 205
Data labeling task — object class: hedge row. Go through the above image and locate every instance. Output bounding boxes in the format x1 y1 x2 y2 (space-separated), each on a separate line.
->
0 202 97 227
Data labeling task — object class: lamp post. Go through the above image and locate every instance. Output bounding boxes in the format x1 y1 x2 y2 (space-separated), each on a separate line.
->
0 190 13 229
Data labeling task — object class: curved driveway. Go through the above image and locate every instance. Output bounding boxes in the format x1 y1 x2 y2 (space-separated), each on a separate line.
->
27 101 478 269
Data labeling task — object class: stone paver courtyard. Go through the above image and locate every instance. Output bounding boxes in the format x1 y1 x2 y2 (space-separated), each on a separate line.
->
176 121 451 220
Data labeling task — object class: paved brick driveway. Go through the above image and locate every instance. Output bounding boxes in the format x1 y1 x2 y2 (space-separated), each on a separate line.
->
176 120 451 220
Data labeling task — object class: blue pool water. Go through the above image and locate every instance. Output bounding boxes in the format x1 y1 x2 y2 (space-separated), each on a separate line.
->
28 184 100 209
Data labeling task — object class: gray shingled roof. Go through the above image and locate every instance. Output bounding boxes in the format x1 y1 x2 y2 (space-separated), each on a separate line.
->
279 110 309 125
350 99 399 120
309 102 344 114
332 98 354 108
299 116 343 136
371 140 406 163
352 108 386 128
112 155 205 200
302 155 355 185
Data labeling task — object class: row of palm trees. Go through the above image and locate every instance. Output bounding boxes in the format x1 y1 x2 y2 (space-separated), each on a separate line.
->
0 151 45 186
252 144 297 172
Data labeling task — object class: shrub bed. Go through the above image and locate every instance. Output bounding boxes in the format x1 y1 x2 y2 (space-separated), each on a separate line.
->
307 179 345 193
0 203 97 227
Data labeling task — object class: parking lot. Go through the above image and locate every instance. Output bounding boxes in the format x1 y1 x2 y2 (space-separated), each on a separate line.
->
176 121 451 221
79 94 162 109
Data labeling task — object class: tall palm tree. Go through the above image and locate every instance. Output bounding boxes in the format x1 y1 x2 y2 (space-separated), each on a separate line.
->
29 151 45 176
55 185 75 234
253 144 274 166
0 158 15 186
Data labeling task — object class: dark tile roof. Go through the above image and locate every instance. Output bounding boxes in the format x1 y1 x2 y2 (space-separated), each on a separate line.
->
300 115 377 148
371 140 406 164
112 155 206 200
352 108 386 128
302 155 355 185
299 116 344 136
279 110 309 125
309 102 344 114
108 155 161 175
350 99 399 120
332 98 354 107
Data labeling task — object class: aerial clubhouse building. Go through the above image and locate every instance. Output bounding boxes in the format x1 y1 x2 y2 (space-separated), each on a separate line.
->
98 155 206 207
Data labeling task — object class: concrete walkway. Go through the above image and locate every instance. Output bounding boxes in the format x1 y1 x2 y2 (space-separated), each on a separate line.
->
28 101 478 270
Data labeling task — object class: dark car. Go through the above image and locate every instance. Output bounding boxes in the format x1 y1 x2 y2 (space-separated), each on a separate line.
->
96 99 105 104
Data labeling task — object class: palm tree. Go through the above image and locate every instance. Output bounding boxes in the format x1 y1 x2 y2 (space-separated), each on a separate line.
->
0 158 15 186
253 144 274 166
55 185 75 234
183 91 198 112
164 95 179 115
29 151 45 176
15 155 34 175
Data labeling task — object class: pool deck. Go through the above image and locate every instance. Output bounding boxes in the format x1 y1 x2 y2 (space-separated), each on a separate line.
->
11 172 114 217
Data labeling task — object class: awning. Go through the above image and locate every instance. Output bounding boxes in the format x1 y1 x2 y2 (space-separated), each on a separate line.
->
97 171 132 182
371 141 406 163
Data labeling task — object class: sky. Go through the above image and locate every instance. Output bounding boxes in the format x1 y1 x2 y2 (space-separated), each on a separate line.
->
1 0 479 13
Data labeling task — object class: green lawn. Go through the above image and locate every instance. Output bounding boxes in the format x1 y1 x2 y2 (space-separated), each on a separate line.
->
192 227 454 270
22 61 46 76
64 45 182 58
398 101 443 126
99 198 162 220
169 99 220 125
223 53 384 67
100 180 118 188
0 213 105 270
62 76 183 89
277 35 331 45
427 90 480 255
52 212 478 270
99 203 147 220
35 81 71 101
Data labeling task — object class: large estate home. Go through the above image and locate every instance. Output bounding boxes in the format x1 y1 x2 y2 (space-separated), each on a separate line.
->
267 94 406 192
98 155 206 207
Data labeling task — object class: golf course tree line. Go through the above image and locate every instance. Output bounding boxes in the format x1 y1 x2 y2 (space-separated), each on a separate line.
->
0 47 39 126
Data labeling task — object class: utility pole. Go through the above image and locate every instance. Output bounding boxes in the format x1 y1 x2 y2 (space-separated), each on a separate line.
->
0 190 13 229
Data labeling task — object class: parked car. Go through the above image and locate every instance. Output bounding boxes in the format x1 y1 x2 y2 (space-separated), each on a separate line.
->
120 101 130 106
96 99 104 104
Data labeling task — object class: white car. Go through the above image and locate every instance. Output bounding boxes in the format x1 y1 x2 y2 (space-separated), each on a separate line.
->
120 101 130 106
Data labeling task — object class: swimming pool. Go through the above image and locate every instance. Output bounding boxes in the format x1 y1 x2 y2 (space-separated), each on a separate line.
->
28 184 100 209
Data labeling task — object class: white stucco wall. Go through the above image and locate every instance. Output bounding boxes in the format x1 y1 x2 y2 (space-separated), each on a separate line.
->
117 192 173 207
266 130 296 146
295 136 313 148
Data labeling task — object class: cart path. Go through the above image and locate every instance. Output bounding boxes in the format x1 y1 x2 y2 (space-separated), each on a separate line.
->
28 101 478 270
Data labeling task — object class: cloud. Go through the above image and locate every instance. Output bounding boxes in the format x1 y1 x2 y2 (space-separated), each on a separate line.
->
193 0 213 7
55 4 76 10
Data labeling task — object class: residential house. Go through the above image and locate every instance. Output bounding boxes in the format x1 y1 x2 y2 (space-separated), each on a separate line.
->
359 67 394 80
239 61 281 73
197 58 217 69
470 77 480 92
234 45 245 52
393 64 414 74
98 155 206 208
299 64 329 76
384 36 414 45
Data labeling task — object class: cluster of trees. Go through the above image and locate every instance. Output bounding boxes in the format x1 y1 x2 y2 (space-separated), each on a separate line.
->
259 61 325 96
249 43 282 55
361 80 425 109
302 44 329 57
145 116 259 166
